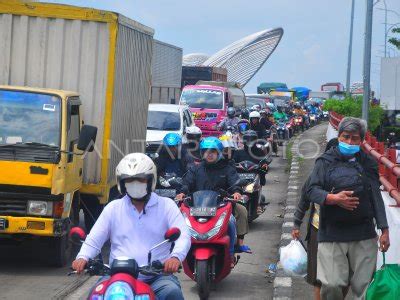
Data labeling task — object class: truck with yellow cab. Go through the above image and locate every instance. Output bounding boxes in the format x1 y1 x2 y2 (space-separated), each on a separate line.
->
0 1 154 266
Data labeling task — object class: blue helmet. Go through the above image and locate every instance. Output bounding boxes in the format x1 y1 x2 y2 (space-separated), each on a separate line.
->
163 133 182 147
200 137 224 152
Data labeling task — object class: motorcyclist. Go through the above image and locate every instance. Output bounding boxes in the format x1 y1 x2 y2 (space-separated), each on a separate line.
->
260 110 274 130
234 130 269 186
155 133 193 180
240 108 250 120
219 134 238 165
72 153 191 300
249 111 267 139
176 137 252 266
183 125 202 162
273 106 288 123
218 107 240 132
293 102 305 116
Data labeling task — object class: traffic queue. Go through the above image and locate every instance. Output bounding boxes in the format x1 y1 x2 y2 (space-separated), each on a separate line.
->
69 79 327 300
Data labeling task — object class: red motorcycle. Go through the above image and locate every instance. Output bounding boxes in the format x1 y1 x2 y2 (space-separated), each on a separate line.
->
178 190 236 300
293 114 305 133
68 227 181 300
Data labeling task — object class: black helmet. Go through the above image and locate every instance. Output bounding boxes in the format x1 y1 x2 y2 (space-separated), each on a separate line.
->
241 108 250 120
227 107 236 118
242 130 258 146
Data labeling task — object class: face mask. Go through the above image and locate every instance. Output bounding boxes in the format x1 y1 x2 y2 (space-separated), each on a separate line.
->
125 181 148 200
338 141 360 156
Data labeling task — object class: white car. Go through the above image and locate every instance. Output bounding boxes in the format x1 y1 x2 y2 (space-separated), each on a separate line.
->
146 104 194 155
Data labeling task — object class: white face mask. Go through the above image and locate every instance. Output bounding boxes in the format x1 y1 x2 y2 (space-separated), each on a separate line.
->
125 181 148 199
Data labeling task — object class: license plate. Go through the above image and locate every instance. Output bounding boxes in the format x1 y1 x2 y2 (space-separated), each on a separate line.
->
190 207 217 217
0 218 8 230
155 189 177 198
239 173 256 180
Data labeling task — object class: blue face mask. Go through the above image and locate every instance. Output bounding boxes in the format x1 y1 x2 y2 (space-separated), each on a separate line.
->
338 141 360 156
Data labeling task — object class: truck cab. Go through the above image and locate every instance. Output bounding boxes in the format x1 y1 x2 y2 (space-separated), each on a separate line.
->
179 81 246 136
0 86 96 266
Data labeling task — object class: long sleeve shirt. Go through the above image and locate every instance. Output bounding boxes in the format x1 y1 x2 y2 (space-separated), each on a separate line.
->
77 193 191 278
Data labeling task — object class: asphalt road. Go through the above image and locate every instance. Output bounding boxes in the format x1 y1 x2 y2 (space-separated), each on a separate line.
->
0 147 290 300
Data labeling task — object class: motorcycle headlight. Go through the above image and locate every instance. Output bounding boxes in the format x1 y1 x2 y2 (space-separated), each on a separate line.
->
184 212 227 240
135 296 150 300
104 281 134 300
27 201 53 216
245 183 255 193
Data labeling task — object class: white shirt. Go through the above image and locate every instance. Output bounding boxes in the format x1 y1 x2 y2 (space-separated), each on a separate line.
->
77 193 191 272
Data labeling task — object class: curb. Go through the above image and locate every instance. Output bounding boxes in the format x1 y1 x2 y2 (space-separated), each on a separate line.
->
272 135 302 300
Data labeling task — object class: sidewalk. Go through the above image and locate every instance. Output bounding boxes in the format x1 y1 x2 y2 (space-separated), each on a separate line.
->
273 123 328 300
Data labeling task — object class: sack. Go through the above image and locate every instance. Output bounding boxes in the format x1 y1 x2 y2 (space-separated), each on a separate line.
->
279 240 307 276
366 253 400 300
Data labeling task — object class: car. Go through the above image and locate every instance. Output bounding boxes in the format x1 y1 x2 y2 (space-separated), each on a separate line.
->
146 104 194 156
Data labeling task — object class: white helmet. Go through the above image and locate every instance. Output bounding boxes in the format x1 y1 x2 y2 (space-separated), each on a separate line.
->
116 153 157 195
186 126 202 140
249 111 261 119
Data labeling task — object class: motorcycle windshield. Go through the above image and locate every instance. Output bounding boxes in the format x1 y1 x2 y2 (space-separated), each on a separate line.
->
192 190 219 208
238 160 257 171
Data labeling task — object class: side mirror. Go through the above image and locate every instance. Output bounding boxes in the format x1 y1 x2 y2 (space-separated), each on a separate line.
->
169 178 183 189
77 125 97 152
164 227 181 242
69 226 86 245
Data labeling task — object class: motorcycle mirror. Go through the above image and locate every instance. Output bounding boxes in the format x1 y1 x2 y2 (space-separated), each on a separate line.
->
69 226 86 244
169 178 183 189
164 227 181 243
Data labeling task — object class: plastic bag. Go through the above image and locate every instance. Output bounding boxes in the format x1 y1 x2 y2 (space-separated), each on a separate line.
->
366 253 400 300
279 240 307 276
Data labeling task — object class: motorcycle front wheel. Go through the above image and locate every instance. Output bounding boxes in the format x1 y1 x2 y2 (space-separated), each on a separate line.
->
196 260 212 300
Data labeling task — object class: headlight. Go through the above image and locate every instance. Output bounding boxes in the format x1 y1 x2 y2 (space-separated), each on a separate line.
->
184 212 227 241
104 281 134 300
245 183 255 193
135 296 150 300
27 201 53 216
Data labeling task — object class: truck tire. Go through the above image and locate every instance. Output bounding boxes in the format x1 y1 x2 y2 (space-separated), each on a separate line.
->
196 260 211 300
48 234 69 267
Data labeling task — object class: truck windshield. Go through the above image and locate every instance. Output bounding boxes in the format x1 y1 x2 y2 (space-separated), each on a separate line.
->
0 90 61 147
180 89 224 109
147 111 180 131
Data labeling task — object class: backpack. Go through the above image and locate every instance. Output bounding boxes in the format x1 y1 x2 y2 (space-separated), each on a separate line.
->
322 157 373 225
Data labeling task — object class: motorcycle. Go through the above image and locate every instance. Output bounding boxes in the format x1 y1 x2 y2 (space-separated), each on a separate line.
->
236 160 268 222
68 227 182 300
309 113 318 126
177 190 239 299
293 114 304 133
322 110 329 120
156 173 183 198
266 127 279 156
276 121 290 145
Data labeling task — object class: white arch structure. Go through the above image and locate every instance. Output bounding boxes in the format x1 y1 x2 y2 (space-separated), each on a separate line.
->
183 28 284 87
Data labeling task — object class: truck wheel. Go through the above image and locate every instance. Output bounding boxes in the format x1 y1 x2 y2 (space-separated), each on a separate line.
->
196 260 211 300
48 234 69 267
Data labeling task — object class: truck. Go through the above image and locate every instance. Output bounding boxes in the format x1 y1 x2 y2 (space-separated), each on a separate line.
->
0 1 154 266
321 82 344 92
151 40 183 104
380 57 400 125
181 66 227 88
257 82 287 94
179 81 246 136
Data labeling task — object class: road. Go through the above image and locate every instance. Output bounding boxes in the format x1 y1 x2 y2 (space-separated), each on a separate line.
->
0 145 291 300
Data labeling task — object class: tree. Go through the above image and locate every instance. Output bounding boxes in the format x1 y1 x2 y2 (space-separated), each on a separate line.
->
388 27 400 50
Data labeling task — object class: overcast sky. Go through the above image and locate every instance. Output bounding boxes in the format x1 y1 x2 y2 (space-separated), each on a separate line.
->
46 0 400 95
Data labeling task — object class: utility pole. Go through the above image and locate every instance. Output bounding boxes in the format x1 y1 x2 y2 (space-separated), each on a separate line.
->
363 0 374 122
346 0 355 96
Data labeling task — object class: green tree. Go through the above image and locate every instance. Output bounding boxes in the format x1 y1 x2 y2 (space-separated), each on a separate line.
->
388 27 400 50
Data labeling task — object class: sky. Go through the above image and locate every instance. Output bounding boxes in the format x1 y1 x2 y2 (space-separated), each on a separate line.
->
44 0 400 95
